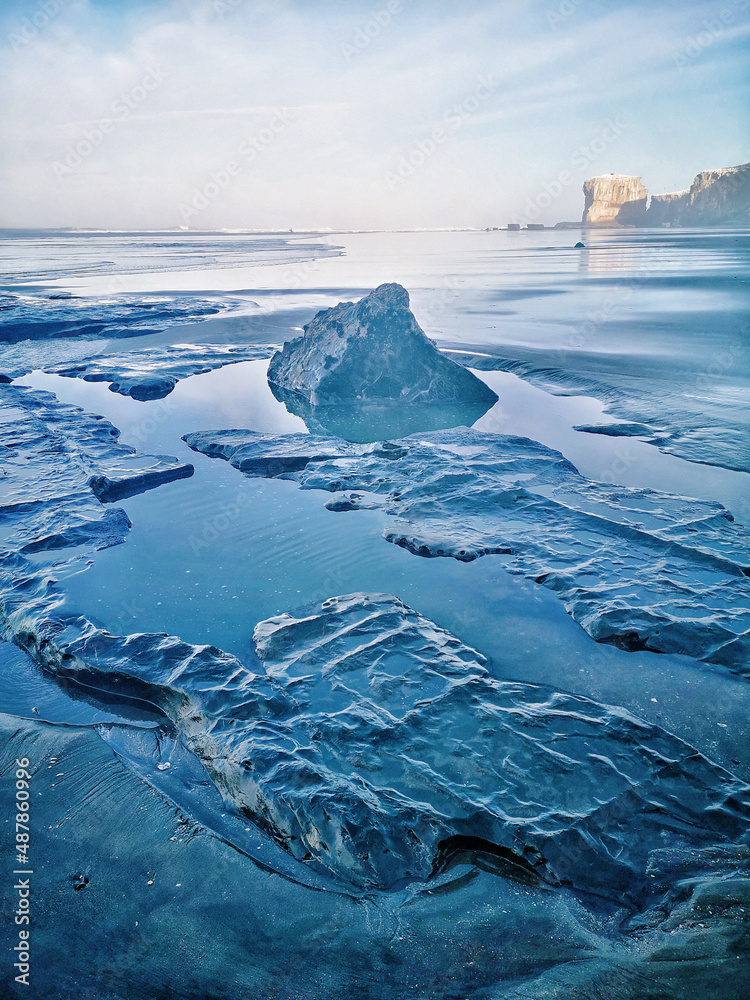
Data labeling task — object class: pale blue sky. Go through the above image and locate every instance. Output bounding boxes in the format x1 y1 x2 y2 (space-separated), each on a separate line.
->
1 0 748 229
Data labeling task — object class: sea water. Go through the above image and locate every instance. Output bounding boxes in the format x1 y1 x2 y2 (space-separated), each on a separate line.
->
2 227 750 998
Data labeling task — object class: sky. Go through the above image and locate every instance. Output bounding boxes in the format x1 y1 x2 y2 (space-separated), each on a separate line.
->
1 0 748 230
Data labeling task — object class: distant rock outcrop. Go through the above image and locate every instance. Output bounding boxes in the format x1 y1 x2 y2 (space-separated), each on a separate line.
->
654 163 750 225
582 174 648 224
581 163 750 227
643 189 690 226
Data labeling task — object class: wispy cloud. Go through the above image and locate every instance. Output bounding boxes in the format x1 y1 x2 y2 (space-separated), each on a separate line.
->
0 0 747 229
58 103 351 129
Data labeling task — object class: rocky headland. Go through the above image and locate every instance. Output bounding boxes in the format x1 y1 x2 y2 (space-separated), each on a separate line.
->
582 174 648 224
581 162 750 226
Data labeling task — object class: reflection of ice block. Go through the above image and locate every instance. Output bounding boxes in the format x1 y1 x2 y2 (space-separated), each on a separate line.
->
269 389 494 443
267 283 497 439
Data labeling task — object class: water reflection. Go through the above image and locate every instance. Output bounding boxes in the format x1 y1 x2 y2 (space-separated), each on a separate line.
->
575 237 643 273
269 382 496 443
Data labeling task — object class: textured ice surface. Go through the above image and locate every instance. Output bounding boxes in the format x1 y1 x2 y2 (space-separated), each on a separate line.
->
0 290 256 342
250 593 750 897
267 283 497 439
9 592 750 911
450 340 750 475
0 337 112 380
49 343 277 400
1 230 342 283
0 383 192 626
5 711 747 1000
183 427 750 669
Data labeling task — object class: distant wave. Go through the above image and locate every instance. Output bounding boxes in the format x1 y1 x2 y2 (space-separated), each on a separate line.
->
0 231 343 282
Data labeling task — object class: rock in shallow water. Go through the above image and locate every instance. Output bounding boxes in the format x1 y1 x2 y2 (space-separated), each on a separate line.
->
183 427 750 670
50 343 277 400
0 383 193 627
250 594 750 898
9 713 746 1000
0 290 231 343
573 421 657 438
266 283 497 440
18 592 750 907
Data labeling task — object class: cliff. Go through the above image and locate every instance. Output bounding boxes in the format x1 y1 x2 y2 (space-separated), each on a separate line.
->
582 174 648 224
643 190 689 227
581 163 750 227
680 163 750 224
